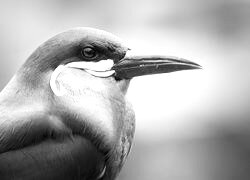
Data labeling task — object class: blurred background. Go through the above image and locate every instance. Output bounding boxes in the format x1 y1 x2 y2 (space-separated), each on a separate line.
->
1 0 250 179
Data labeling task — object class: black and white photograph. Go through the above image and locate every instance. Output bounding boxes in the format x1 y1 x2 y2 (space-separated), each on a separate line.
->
0 0 249 179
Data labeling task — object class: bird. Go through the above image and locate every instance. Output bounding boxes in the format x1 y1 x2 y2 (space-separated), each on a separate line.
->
0 27 201 180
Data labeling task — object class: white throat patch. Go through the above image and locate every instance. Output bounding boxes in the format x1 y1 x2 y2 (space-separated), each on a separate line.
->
66 59 115 78
50 59 115 96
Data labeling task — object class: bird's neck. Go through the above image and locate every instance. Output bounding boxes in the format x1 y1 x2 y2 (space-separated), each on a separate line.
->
15 41 77 87
0 70 53 108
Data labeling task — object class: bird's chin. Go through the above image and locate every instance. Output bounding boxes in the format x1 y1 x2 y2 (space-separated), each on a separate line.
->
0 136 107 180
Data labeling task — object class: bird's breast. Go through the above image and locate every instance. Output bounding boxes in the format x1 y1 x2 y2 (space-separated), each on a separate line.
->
54 68 129 147
52 68 135 179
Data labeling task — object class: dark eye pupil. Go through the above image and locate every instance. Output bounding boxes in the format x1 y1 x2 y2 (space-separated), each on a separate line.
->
82 47 96 58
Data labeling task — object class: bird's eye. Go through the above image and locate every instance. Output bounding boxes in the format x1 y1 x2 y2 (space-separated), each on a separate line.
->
81 47 97 59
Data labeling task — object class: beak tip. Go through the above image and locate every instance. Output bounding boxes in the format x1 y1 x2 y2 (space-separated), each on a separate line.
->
195 64 202 69
197 64 203 69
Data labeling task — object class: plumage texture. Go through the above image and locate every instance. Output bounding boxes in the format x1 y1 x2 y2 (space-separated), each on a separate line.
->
0 28 135 180
0 27 199 180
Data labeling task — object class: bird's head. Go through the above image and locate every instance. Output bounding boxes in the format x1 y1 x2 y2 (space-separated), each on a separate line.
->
18 27 200 93
4 27 201 180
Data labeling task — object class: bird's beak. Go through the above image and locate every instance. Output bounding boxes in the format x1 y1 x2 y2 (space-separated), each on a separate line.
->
112 54 201 79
